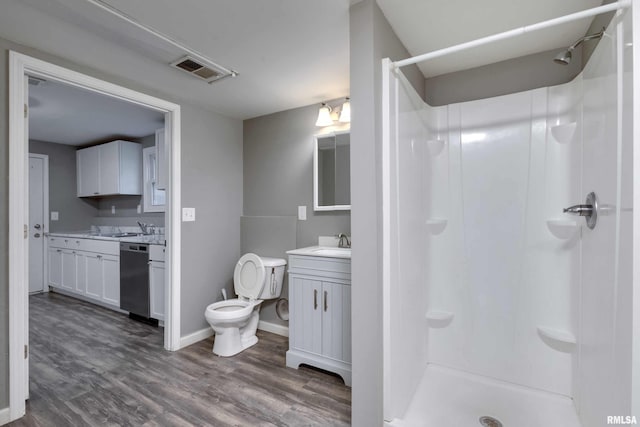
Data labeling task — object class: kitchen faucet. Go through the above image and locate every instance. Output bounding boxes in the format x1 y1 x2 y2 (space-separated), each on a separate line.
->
337 233 351 248
137 221 154 235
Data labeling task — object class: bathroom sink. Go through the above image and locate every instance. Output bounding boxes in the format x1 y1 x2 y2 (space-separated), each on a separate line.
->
311 247 351 257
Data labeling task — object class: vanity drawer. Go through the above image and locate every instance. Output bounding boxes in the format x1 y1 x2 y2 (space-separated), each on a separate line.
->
288 255 351 282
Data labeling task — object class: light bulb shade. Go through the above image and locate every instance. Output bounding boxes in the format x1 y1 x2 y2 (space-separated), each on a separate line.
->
315 104 333 126
339 100 351 123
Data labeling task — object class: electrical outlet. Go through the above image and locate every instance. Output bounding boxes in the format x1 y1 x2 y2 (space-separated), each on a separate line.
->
50 211 59 221
182 207 196 222
137 204 141 214
111 205 116 214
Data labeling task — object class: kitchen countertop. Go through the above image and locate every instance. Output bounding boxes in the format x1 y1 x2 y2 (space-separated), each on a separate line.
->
286 245 351 259
48 232 166 246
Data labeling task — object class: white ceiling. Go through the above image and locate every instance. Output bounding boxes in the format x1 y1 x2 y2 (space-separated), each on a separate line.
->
376 0 603 78
28 78 164 146
1 0 605 123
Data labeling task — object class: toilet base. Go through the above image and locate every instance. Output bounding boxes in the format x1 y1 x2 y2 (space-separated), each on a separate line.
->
210 309 261 357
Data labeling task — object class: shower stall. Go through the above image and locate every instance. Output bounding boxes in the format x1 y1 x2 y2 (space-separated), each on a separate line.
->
382 4 635 427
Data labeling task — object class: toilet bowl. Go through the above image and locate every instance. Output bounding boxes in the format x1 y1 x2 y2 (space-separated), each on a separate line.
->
204 253 286 357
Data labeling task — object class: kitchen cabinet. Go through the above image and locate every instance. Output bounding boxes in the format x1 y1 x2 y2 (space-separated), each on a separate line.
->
155 128 166 190
48 236 120 308
149 244 165 321
76 140 142 197
286 254 351 386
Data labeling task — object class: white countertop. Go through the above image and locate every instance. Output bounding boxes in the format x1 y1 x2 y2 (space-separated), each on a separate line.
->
48 232 166 246
286 246 351 259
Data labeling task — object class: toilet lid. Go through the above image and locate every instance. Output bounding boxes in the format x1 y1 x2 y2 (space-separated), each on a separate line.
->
233 253 265 300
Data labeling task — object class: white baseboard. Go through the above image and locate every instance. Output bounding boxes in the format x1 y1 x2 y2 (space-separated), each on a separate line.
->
179 327 213 349
258 320 289 337
0 407 11 425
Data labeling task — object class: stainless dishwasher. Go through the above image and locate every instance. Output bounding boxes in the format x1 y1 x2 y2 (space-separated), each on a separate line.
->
120 243 150 319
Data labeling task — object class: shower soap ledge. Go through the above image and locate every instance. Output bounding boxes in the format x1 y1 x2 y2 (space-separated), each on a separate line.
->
551 122 577 144
426 219 447 235
546 219 579 239
426 139 446 156
537 326 576 345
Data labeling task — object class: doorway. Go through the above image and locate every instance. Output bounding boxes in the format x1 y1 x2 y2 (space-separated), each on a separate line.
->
8 51 183 423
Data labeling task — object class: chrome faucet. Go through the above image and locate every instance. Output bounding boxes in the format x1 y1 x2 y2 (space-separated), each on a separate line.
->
337 233 351 248
137 221 154 235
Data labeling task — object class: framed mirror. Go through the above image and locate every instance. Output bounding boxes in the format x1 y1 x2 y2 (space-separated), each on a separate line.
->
313 130 350 211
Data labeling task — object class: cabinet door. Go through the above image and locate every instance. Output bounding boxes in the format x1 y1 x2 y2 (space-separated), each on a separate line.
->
76 146 99 197
75 251 87 294
98 142 120 195
149 261 165 321
102 255 120 306
60 250 77 291
289 276 322 355
155 128 166 190
48 248 62 288
85 253 103 300
321 281 352 362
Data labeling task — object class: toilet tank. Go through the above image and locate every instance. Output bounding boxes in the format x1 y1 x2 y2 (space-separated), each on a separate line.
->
259 256 287 300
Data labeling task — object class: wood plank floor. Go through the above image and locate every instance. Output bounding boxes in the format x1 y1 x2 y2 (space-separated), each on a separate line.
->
9 292 351 426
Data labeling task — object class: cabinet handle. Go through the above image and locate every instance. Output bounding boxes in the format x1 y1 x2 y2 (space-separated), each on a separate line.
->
324 291 328 312
314 289 318 310
56 249 62 253
97 255 102 259
93 192 99 195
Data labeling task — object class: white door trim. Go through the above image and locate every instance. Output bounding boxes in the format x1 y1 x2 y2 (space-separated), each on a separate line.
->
28 153 49 295
8 51 183 422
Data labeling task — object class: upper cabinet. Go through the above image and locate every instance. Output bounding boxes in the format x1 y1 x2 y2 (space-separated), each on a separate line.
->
313 131 350 211
76 140 142 197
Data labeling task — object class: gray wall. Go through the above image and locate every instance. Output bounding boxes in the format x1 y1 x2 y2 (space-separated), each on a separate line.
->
424 48 583 106
349 1 425 425
0 34 243 411
243 102 351 326
28 140 98 232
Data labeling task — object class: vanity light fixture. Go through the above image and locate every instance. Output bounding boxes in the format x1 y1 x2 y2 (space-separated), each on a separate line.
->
315 103 334 127
316 97 351 127
339 98 351 123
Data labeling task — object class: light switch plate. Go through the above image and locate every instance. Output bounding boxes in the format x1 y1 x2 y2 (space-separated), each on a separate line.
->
182 207 196 222
50 211 59 221
298 205 307 221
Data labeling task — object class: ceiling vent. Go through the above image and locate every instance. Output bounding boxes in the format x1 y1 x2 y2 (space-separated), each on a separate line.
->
170 55 236 84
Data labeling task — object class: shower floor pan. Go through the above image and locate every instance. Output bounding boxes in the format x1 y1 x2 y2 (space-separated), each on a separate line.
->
387 364 580 427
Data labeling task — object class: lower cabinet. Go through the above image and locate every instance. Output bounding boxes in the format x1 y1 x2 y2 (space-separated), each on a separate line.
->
286 255 352 386
48 238 120 308
149 260 165 321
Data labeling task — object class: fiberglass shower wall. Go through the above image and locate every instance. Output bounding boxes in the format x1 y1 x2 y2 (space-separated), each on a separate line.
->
383 9 633 425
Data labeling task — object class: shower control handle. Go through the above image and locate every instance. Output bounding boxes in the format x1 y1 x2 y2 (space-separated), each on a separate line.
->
564 191 598 230
563 205 593 216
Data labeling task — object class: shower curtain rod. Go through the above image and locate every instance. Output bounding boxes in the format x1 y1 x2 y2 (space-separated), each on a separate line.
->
393 0 631 69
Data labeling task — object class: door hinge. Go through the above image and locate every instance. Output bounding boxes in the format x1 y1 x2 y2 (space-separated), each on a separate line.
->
24 224 28 239
24 344 28 359
24 104 28 118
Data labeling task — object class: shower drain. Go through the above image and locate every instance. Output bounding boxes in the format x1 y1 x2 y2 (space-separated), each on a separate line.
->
479 416 503 427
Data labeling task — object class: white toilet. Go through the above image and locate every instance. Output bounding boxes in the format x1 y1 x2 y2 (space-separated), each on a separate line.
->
204 253 286 357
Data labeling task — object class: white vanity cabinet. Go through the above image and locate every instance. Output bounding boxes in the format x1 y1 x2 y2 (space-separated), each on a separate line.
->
286 253 351 386
76 140 142 197
149 244 165 321
48 236 120 308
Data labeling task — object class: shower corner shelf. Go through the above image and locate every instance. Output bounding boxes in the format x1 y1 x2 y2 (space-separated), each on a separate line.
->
426 218 447 235
546 219 579 239
550 122 577 144
537 326 576 347
426 139 446 156
426 311 454 328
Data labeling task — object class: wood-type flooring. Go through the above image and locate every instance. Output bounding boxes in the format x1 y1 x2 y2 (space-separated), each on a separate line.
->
9 292 351 426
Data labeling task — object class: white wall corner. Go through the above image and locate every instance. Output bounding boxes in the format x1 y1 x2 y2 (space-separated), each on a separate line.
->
0 407 10 425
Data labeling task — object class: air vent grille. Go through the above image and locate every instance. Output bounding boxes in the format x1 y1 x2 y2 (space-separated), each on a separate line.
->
170 55 234 84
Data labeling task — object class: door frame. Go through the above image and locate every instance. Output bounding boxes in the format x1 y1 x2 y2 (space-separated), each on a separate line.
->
27 153 49 294
8 51 183 421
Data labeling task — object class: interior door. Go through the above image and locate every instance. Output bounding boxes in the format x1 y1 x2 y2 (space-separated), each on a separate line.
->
28 154 48 293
